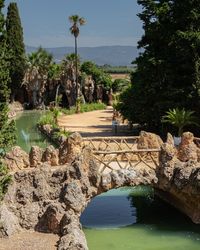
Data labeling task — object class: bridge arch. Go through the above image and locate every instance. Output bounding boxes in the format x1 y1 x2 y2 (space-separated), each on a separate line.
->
1 132 200 250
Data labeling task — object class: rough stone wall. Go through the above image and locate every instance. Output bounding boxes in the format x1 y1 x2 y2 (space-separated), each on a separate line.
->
1 131 200 249
0 132 159 250
156 132 200 223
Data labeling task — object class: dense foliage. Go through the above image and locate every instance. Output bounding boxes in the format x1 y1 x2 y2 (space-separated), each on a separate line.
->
118 0 200 133
0 0 16 199
6 2 26 101
81 61 112 90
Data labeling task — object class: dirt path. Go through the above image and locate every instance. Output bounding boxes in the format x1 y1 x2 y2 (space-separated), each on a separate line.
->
57 106 114 137
0 231 59 250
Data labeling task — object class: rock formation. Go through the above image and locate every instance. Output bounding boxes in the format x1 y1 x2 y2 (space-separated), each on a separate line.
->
1 131 200 249
137 131 163 149
29 146 43 167
177 132 198 162
157 132 200 224
4 146 29 171
42 145 59 166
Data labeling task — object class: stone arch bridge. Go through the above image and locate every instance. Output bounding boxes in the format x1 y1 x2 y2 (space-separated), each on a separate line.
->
1 131 200 249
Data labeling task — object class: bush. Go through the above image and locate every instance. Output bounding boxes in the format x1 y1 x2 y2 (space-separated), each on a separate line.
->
0 162 11 200
162 108 199 136
38 111 56 127
112 79 130 93
52 130 72 141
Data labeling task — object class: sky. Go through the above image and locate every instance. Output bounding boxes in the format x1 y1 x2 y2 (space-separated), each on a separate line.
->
4 0 143 48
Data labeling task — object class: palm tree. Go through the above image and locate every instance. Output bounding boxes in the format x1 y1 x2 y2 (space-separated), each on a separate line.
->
60 53 81 107
23 48 53 108
69 15 86 98
162 108 199 136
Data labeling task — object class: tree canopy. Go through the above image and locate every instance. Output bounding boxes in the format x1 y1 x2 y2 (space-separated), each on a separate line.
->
118 0 200 133
0 0 16 199
6 2 26 101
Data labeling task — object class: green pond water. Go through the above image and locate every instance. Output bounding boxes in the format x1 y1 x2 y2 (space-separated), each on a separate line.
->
16 112 200 250
15 111 50 152
82 187 200 250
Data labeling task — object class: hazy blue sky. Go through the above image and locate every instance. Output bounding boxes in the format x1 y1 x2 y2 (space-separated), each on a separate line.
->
4 0 143 48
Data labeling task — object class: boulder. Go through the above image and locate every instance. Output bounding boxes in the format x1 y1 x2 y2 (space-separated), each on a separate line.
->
0 204 21 237
4 146 29 171
59 132 83 164
137 131 163 149
42 145 59 166
29 146 43 167
35 204 63 234
177 132 198 162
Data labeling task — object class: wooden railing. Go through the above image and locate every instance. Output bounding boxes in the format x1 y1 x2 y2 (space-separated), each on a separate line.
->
83 136 139 151
83 136 160 174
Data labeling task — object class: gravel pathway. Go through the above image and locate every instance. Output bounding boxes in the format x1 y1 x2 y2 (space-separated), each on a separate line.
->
57 106 114 137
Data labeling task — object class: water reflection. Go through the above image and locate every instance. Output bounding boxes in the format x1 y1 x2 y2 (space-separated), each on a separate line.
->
20 129 30 146
81 195 136 228
82 187 200 250
81 186 152 229
128 191 200 236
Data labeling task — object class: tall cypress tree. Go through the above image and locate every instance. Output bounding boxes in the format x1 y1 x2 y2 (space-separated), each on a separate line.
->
118 0 200 133
6 2 26 101
0 0 16 199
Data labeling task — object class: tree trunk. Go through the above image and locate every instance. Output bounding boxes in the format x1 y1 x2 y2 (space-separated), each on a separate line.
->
75 36 78 99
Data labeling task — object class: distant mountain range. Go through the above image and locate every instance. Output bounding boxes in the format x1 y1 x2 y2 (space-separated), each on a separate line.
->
26 45 139 66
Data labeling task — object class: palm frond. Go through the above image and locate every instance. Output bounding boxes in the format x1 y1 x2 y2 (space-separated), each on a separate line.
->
162 108 199 136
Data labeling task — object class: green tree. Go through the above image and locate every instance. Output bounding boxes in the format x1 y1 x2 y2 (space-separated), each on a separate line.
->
118 0 200 133
0 0 16 199
69 15 86 98
6 2 26 101
81 61 112 90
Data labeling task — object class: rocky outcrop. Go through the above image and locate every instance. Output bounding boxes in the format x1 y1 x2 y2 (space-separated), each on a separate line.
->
177 132 198 162
59 132 83 165
4 146 29 171
29 146 43 167
156 132 200 224
137 131 163 149
42 145 59 166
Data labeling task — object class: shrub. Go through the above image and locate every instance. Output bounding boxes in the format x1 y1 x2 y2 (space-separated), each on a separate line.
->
38 111 56 126
0 162 12 200
52 130 72 141
162 108 199 136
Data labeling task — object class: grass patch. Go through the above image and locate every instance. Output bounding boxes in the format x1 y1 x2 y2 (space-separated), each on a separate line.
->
38 111 56 127
61 102 106 115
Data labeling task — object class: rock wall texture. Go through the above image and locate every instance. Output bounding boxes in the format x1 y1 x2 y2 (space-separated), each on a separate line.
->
156 132 200 224
1 131 200 249
0 132 158 249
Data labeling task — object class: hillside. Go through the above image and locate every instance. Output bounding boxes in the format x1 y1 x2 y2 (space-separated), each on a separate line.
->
26 45 139 66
